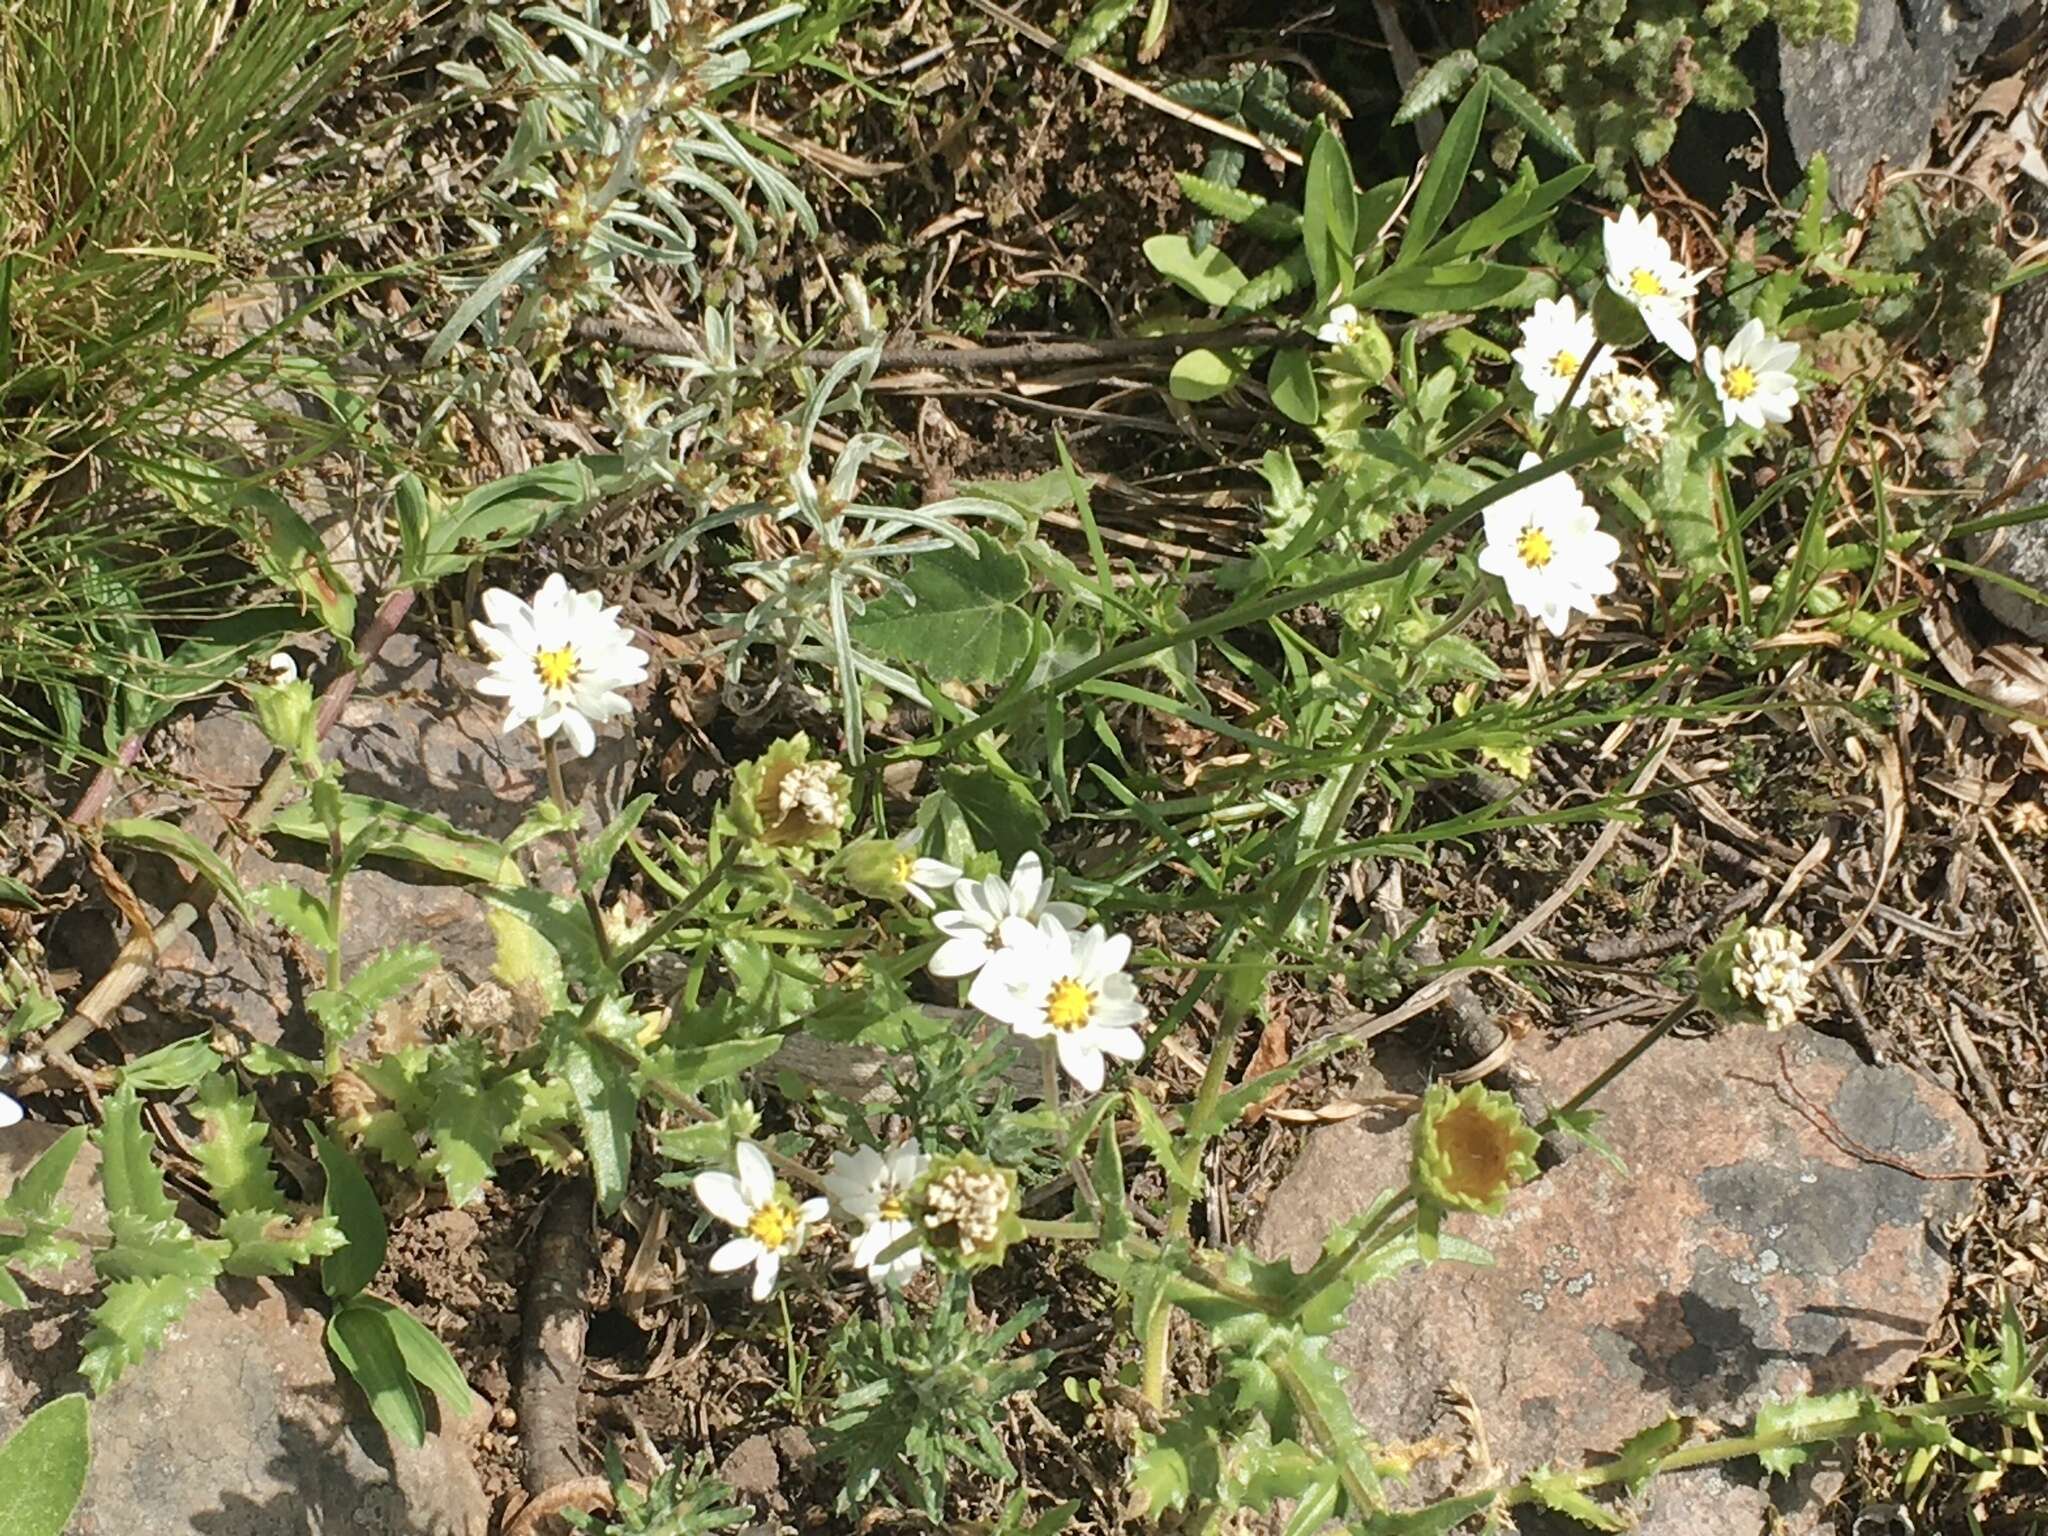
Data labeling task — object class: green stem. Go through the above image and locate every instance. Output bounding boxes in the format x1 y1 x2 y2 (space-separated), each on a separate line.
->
1291 1191 1417 1302
612 840 741 971
545 737 618 975
1540 992 1697 1132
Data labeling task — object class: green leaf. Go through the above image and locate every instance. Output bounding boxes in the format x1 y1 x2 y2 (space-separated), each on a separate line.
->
98 1091 177 1227
193 1072 286 1216
1353 260 1530 314
1228 249 1311 311
1526 1466 1626 1530
640 1037 782 1099
0 872 42 910
328 1301 428 1450
1066 0 1140 58
1477 0 1571 60
1267 347 1320 425
423 1058 524 1207
1174 172 1301 241
1089 1113 1131 1245
1143 235 1250 306
351 1297 476 1417
269 792 517 885
849 534 1034 684
0 1129 88 1304
101 817 251 921
1401 74 1488 261
312 1129 387 1300
1169 347 1240 402
1127 1091 1199 1196
1301 124 1359 300
117 1036 223 1092
128 606 306 738
0 1393 89 1536
1395 50 1479 124
218 1208 346 1277
82 1267 219 1394
237 491 357 642
937 763 1048 863
1480 65 1581 163
578 794 652 893
551 1007 638 1215
1611 1415 1692 1492
1424 166 1592 263
251 881 338 952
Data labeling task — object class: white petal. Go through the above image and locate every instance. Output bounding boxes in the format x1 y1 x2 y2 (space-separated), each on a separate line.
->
928 935 991 979
709 1236 761 1272
798 1198 829 1225
1041 900 1087 930
559 709 597 759
1056 1035 1106 1093
1008 852 1045 913
693 1171 753 1229
480 588 531 632
0 1091 23 1129
1090 1023 1147 1063
735 1141 775 1207
750 1251 780 1301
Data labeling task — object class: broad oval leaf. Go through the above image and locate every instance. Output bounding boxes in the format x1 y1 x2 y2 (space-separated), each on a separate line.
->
0 1393 89 1536
1143 234 1250 306
1268 347 1321 426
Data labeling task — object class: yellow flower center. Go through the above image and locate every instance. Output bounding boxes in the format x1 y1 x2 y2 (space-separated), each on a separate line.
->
1629 268 1665 299
747 1197 800 1250
534 645 579 691
1045 977 1095 1032
892 853 916 886
1516 527 1554 570
1548 349 1580 381
879 1194 906 1222
1723 363 1758 401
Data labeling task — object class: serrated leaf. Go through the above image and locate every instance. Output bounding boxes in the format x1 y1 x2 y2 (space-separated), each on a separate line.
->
423 1061 523 1207
0 1393 89 1536
269 793 517 885
1228 249 1311 311
328 1301 428 1449
1395 50 1478 124
1175 172 1301 241
1526 1466 1626 1530
1127 1091 1198 1196
1170 347 1241 402
1752 1389 1873 1478
848 534 1033 684
1144 235 1250 306
578 794 652 893
1481 65 1581 163
1268 347 1320 425
551 1008 637 1216
193 1072 286 1217
1065 0 1140 58
0 1128 88 1298
1477 0 1571 60
1611 1415 1692 1492
312 1129 386 1301
937 763 1049 863
101 817 250 921
219 1209 346 1277
251 881 338 952
81 1271 216 1393
98 1092 177 1227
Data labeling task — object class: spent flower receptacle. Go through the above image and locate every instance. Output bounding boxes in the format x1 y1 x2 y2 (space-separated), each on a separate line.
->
912 1152 1024 1270
471 573 649 759
729 735 853 854
1586 372 1674 458
1412 1081 1540 1218
1700 922 1817 1030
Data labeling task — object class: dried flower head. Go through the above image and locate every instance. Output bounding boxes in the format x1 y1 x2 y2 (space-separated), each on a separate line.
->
913 1152 1023 1271
1587 373 1673 458
729 734 852 853
1412 1081 1540 1218
1699 921 1818 1031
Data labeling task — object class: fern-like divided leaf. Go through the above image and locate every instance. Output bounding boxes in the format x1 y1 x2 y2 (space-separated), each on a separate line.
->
1476 0 1572 62
0 1127 87 1309
1396 50 1479 125
1173 172 1302 241
1065 0 1140 60
1229 250 1312 314
1481 65 1583 164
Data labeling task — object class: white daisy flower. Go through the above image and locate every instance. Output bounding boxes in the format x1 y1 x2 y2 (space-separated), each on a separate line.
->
823 1141 929 1288
968 916 1147 1094
471 573 650 759
691 1140 827 1302
1477 454 1621 638
928 852 1086 980
1315 303 1364 346
1602 206 1703 362
1703 319 1801 432
1511 296 1614 417
885 833 963 911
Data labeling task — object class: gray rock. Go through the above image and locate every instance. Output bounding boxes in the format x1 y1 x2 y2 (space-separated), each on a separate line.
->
0 1123 491 1536
105 630 632 1052
1974 192 2048 638
1255 1024 1982 1535
1779 0 2022 200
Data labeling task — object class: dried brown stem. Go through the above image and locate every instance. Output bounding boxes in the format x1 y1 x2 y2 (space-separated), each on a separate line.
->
519 1176 594 1498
